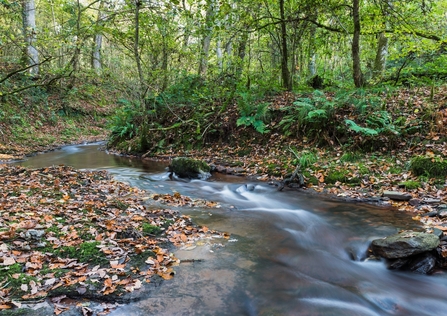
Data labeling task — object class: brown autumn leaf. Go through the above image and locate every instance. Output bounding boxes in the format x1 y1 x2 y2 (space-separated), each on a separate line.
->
2 257 16 265
0 304 12 310
54 303 69 315
104 278 113 288
21 290 47 300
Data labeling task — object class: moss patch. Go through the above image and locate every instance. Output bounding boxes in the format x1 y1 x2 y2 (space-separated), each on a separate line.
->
48 241 107 265
411 156 447 178
142 223 163 236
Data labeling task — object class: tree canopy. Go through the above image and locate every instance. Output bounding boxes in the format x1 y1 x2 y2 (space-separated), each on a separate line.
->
1 0 446 96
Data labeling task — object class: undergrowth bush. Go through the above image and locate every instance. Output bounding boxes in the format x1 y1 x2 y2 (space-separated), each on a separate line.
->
236 91 270 134
109 98 140 143
279 90 337 141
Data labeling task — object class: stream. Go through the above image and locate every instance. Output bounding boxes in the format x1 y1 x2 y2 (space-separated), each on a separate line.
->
16 143 447 316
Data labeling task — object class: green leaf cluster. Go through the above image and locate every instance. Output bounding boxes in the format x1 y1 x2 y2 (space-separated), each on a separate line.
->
278 90 335 139
236 92 270 134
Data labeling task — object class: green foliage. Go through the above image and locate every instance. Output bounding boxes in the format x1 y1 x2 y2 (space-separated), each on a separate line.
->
411 156 447 178
162 73 207 105
236 91 270 134
142 223 162 236
345 111 400 137
109 99 139 143
340 152 359 163
298 151 318 169
335 89 383 114
399 180 421 190
279 90 335 139
345 119 379 136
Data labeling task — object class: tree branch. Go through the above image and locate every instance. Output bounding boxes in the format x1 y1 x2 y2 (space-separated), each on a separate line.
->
0 57 52 84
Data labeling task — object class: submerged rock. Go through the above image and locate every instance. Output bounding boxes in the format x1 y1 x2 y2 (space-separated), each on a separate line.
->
169 157 211 180
371 230 439 259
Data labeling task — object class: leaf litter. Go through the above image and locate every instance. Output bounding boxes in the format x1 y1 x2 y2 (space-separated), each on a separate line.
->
0 164 225 314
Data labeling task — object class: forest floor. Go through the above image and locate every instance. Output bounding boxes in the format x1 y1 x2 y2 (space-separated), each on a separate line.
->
1 85 447 314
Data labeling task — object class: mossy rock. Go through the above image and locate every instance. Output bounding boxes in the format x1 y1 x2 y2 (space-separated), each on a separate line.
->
169 157 211 179
411 156 447 178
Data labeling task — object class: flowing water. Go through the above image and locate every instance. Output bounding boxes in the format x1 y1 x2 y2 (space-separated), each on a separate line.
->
16 143 447 316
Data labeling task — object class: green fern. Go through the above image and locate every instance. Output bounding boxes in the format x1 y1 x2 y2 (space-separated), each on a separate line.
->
345 119 379 136
236 92 270 134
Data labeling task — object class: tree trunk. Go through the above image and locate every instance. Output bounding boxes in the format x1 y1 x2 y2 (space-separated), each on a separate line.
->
21 0 39 76
235 29 248 81
352 0 363 87
279 0 291 91
161 35 168 91
70 0 82 72
92 0 105 73
308 22 317 78
216 38 223 72
372 32 388 79
198 1 215 77
133 0 145 104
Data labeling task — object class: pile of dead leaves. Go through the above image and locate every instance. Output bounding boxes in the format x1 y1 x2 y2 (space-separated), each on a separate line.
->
0 165 223 314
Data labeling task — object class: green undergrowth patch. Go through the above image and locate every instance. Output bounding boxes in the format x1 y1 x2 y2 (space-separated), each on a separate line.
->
340 152 360 163
45 241 107 265
325 169 362 185
399 180 421 190
303 171 319 185
411 156 447 178
142 223 163 236
0 263 38 296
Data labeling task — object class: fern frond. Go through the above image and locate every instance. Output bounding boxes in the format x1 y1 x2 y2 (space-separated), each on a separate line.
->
345 119 379 136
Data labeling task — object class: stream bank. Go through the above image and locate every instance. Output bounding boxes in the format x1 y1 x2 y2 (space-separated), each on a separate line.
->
0 162 226 315
2 143 447 315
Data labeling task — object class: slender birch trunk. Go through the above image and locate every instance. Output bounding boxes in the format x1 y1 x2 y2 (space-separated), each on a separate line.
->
21 0 39 75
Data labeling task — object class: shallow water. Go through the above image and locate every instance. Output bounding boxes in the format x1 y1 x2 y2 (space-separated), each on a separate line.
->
17 143 447 315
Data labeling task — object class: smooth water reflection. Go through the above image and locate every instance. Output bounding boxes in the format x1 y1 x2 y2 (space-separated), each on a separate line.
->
16 144 447 315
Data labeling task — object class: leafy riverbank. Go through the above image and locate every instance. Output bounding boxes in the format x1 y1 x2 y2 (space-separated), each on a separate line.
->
110 86 447 232
0 164 224 314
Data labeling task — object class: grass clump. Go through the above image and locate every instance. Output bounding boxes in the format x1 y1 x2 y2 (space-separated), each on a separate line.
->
340 152 359 163
299 152 318 169
399 180 421 190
